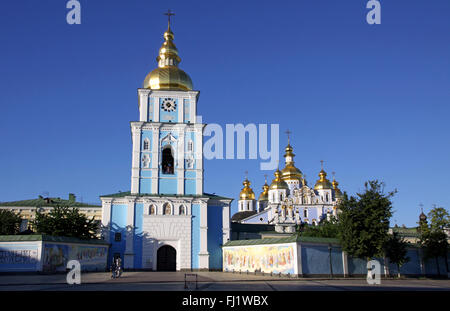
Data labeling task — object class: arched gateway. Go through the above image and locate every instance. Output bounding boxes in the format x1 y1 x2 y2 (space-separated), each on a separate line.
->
157 245 176 271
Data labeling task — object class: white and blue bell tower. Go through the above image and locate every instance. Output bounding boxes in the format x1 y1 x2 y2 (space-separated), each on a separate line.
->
100 15 232 272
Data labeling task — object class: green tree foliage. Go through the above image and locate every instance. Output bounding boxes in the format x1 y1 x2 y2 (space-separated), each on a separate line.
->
0 210 23 235
419 206 449 276
337 180 396 259
32 206 98 240
301 216 340 238
428 206 450 231
383 232 410 278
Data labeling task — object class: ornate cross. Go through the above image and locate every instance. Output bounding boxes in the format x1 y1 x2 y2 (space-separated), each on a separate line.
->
164 9 175 28
285 129 292 144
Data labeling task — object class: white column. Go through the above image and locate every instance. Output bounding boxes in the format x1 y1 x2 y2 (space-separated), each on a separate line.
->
154 97 160 122
131 124 142 194
198 200 209 269
101 199 112 242
178 98 184 123
139 90 149 122
124 198 136 269
222 203 231 244
297 243 303 277
195 125 204 195
177 126 186 195
151 125 160 194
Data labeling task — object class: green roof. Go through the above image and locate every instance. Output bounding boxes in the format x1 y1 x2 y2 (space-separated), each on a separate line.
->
223 235 340 247
100 191 233 201
391 227 420 237
0 235 109 245
0 197 100 208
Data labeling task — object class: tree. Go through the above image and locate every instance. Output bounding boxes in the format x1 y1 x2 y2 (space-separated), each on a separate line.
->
301 216 340 238
428 206 450 231
32 206 98 240
0 210 23 235
419 206 449 277
337 180 396 260
383 232 410 278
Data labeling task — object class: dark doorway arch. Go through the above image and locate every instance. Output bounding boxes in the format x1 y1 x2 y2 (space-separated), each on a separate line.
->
162 146 174 174
157 245 176 271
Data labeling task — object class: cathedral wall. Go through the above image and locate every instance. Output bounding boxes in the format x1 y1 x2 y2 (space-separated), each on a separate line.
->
133 203 144 268
191 203 201 269
141 215 192 270
108 204 128 262
207 205 223 270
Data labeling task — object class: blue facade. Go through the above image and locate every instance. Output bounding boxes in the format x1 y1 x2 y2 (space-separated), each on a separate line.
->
207 206 223 270
133 203 144 268
191 204 201 269
109 204 128 263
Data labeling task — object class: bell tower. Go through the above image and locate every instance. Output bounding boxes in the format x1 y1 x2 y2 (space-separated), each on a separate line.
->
130 14 203 195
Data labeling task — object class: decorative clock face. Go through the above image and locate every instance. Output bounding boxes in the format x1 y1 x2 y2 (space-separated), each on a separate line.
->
161 98 177 112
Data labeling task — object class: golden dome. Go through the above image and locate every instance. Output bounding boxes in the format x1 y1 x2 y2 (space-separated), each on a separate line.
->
258 182 269 201
281 143 303 181
332 178 343 198
239 179 255 200
269 169 289 190
314 169 333 190
143 27 193 91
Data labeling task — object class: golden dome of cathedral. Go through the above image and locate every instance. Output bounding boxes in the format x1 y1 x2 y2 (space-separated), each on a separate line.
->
332 178 343 198
239 179 255 200
143 26 193 91
269 169 289 190
258 181 269 201
314 169 333 190
281 144 303 181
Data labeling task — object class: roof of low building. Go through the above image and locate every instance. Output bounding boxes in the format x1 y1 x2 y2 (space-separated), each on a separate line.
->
0 196 101 208
231 211 257 222
223 235 340 247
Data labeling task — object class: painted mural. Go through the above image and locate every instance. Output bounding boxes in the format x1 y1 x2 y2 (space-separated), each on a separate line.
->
0 245 39 271
43 243 108 272
223 243 296 275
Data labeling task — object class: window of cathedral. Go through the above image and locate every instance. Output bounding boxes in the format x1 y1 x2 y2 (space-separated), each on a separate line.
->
304 210 308 218
179 205 186 215
162 146 174 174
149 205 156 215
143 138 150 151
163 203 172 215
114 233 121 242
187 140 193 152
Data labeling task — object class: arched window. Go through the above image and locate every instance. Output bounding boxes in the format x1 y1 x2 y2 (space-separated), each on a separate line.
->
304 209 308 218
325 193 329 202
143 138 150 151
162 146 174 174
179 205 186 215
163 203 171 215
149 205 156 215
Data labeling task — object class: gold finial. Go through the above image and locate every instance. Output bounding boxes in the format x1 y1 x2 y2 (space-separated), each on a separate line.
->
332 171 336 181
244 170 248 180
264 174 268 184
164 9 175 30
285 129 292 145
320 160 324 170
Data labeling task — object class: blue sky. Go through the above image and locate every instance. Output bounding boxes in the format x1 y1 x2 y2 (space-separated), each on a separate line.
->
0 0 449 226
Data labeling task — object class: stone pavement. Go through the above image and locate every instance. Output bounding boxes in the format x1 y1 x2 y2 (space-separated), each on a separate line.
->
0 271 449 291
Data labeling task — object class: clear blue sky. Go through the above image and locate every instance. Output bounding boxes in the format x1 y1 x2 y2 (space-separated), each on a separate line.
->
0 0 449 227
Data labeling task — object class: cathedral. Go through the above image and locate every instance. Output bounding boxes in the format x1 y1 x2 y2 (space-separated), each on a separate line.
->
100 18 232 271
231 139 344 233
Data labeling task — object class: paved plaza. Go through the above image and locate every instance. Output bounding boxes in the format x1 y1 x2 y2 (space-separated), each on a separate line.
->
0 272 449 291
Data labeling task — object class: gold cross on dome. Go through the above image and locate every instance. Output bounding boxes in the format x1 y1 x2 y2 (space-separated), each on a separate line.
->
320 160 324 170
244 170 248 180
164 9 175 28
285 129 291 144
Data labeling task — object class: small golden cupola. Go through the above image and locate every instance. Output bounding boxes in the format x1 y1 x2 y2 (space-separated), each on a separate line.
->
281 143 303 182
314 161 333 190
239 178 255 201
331 172 343 198
143 13 193 91
258 178 270 201
269 169 289 190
